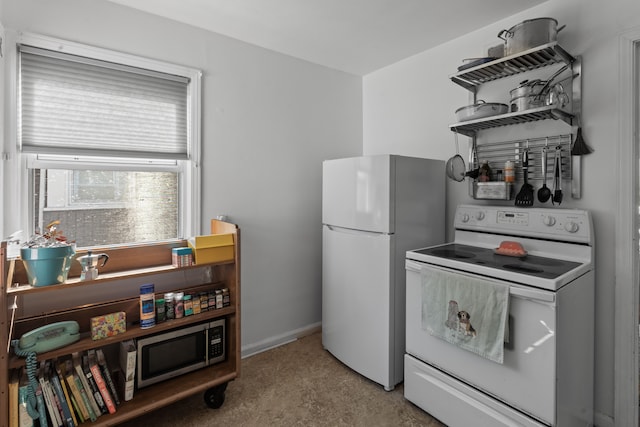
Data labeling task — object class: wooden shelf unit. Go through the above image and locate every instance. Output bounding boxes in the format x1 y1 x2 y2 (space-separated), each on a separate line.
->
0 220 241 427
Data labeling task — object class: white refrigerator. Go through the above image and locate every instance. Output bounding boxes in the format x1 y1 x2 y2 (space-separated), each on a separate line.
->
322 154 445 391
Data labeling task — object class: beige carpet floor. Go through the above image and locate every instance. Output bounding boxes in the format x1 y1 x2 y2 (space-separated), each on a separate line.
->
119 331 445 426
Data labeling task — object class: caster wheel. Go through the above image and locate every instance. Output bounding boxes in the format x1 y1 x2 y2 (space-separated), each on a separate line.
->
204 383 228 409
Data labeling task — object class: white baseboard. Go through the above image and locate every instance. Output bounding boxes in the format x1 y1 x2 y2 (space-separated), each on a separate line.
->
241 322 322 359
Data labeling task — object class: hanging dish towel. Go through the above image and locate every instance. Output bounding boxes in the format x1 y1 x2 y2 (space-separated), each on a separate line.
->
421 266 510 364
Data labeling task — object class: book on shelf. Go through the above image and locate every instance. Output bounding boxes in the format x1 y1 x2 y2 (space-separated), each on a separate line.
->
72 352 101 418
87 349 117 415
68 358 98 422
9 369 19 427
58 360 89 423
96 348 121 406
44 362 68 427
82 354 108 415
118 339 137 401
53 360 79 426
48 363 76 427
35 384 49 427
18 370 33 427
39 362 62 427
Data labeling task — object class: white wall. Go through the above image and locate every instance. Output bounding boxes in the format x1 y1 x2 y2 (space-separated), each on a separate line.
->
1 0 362 353
364 0 640 423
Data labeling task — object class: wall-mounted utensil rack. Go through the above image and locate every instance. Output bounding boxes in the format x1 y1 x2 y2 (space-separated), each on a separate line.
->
448 40 583 200
474 134 572 182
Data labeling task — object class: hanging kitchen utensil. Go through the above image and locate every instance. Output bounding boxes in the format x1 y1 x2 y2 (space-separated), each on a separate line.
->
552 146 563 205
537 145 552 203
570 126 592 199
446 131 466 182
465 137 480 179
570 127 592 155
514 148 534 207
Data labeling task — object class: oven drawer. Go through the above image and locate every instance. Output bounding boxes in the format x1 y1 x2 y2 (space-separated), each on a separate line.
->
404 354 545 427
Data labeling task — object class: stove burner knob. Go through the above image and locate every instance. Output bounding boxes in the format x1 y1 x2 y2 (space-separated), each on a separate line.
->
542 215 556 226
475 211 485 221
564 221 579 233
461 213 470 223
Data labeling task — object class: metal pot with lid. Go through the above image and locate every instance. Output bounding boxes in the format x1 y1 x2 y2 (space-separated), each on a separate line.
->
498 17 565 56
510 79 546 99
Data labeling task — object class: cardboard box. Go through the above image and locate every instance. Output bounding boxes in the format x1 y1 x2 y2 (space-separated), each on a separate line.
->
171 247 193 267
187 233 235 264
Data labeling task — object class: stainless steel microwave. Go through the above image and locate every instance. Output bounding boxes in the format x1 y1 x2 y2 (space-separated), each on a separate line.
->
136 318 226 388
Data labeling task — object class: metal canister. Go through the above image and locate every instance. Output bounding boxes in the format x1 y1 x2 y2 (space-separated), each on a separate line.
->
164 292 175 319
140 284 155 329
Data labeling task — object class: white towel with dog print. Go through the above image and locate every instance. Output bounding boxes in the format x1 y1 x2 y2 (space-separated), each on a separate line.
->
421 266 509 364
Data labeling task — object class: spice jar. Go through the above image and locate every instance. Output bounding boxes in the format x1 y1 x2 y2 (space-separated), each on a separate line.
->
164 292 175 319
174 292 185 319
478 161 492 182
504 160 515 182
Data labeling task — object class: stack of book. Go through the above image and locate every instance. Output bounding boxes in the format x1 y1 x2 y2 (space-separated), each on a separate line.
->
9 346 135 427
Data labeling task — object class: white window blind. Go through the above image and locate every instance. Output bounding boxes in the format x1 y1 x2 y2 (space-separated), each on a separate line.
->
19 45 190 159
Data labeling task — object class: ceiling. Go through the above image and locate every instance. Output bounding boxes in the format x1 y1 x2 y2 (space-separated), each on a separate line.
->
105 0 545 75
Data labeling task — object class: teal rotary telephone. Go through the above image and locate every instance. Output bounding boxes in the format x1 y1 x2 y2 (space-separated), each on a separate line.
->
14 321 80 354
12 321 80 426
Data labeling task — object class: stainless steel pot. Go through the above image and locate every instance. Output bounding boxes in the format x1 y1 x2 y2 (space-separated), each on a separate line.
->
509 79 546 99
455 100 508 122
498 18 565 56
510 94 545 112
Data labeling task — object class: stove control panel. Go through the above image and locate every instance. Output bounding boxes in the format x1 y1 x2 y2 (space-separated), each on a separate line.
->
455 204 593 244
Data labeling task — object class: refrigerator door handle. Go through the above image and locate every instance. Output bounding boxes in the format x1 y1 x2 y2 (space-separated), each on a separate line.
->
324 224 390 236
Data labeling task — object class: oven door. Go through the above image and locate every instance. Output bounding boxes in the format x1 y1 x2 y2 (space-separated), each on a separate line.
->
405 260 557 425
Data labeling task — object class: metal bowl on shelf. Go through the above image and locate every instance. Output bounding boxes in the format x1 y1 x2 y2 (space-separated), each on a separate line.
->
455 100 508 122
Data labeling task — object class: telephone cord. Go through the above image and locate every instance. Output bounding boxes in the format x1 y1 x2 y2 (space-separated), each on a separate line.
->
11 340 47 426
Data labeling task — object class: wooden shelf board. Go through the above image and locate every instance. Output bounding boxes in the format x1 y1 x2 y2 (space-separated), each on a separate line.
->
8 307 235 369
86 366 238 426
7 260 234 296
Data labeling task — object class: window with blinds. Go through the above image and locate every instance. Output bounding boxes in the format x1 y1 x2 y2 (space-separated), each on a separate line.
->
14 38 201 248
19 45 190 159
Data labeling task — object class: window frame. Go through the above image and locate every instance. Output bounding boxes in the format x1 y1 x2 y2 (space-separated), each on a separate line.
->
5 32 202 247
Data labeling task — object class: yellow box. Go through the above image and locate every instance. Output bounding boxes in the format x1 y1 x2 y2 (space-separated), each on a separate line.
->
187 233 235 264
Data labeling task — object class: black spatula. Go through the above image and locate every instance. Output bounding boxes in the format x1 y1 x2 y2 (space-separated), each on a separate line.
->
514 149 534 207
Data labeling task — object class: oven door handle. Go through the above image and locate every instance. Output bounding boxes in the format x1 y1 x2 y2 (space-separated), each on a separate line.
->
509 286 555 303
405 260 555 303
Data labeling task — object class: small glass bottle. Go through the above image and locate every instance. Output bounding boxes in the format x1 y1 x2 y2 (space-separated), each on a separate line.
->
478 161 492 182
504 160 515 183
155 298 166 322
183 294 193 316
164 292 175 319
174 292 185 319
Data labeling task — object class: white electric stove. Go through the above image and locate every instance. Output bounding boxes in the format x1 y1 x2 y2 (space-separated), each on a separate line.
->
404 204 594 427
